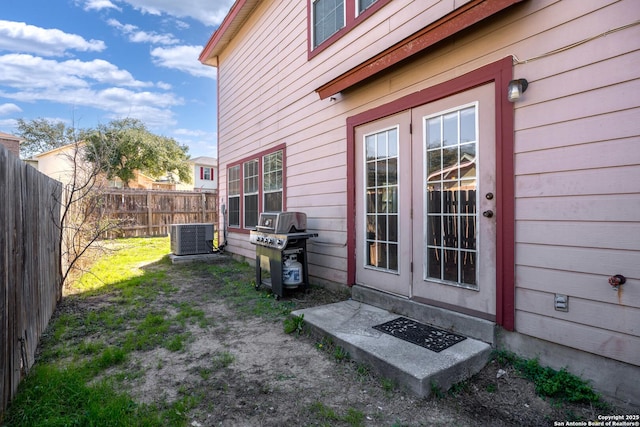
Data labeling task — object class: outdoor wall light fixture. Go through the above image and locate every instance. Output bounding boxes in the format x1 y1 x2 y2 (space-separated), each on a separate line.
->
507 78 528 102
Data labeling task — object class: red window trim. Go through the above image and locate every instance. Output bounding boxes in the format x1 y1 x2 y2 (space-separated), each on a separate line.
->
307 0 392 60
345 57 515 330
227 143 287 234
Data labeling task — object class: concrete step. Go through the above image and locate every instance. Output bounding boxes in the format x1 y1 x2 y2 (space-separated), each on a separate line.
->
292 300 492 397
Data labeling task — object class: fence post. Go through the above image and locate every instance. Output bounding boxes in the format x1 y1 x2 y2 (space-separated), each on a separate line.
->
201 193 206 223
147 192 152 236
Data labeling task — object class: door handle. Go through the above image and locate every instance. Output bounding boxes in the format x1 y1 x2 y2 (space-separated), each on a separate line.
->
482 210 494 218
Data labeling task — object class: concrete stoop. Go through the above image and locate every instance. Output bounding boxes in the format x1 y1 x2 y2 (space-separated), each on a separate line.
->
292 299 492 397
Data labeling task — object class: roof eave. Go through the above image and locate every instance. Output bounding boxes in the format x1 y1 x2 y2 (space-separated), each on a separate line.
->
316 0 526 99
199 0 261 67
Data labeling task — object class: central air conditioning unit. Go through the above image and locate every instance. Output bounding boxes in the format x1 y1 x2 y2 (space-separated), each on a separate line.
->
170 223 215 255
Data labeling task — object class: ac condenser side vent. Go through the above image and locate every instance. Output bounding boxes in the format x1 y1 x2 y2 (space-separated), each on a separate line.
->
170 223 214 255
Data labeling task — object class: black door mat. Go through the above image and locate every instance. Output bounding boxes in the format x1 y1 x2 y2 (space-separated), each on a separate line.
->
373 317 466 353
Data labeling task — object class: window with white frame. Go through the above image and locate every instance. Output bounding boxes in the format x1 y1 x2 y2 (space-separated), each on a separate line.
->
244 160 259 228
312 0 345 48
263 150 283 212
201 167 213 181
228 165 240 227
227 147 284 230
357 0 377 15
310 0 384 51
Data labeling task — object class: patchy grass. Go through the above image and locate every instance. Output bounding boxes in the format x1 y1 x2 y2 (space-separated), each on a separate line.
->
2 237 198 427
3 236 318 427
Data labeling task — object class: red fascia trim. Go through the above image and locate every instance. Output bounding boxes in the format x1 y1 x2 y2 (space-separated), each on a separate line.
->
199 0 248 64
317 0 523 99
226 143 287 235
346 56 515 330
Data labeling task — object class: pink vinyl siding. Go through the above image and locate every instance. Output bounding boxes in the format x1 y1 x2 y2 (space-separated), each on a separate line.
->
210 0 640 368
509 0 640 363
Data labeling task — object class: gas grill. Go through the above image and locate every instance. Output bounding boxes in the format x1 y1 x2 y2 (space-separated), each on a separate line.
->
249 212 317 299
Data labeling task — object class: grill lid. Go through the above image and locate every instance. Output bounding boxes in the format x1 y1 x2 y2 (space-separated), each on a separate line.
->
255 211 307 234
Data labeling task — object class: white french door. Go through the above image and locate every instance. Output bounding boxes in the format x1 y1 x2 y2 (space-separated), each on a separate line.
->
355 83 497 319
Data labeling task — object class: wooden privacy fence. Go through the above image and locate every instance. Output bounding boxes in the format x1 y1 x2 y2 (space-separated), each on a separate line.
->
100 189 218 238
0 145 63 416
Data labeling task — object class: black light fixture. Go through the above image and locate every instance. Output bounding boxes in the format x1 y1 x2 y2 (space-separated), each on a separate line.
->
507 78 528 102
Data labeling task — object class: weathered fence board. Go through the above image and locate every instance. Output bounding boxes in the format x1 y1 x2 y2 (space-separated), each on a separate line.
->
1 145 62 416
100 189 218 238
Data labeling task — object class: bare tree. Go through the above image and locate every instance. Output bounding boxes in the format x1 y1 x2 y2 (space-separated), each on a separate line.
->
50 138 126 291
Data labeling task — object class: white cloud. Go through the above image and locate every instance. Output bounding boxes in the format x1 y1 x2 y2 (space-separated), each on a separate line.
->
0 54 152 89
171 129 218 158
174 128 207 137
117 0 234 27
0 119 18 128
0 20 106 57
107 18 179 45
0 103 22 115
0 54 182 127
150 45 217 79
82 0 122 11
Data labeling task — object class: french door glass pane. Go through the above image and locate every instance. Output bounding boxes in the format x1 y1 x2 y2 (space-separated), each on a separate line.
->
425 104 478 287
364 127 399 272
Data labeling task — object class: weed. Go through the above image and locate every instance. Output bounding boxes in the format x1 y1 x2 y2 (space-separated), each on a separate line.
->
333 345 350 361
276 373 296 381
315 335 333 351
308 401 365 427
492 350 608 408
283 313 305 335
355 363 371 380
165 333 190 352
212 351 235 369
448 380 470 396
485 383 497 393
380 377 395 393
309 401 339 420
430 381 444 399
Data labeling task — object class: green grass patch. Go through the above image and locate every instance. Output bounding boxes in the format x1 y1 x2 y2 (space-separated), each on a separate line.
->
74 237 171 295
2 364 163 427
493 350 608 408
211 351 235 369
308 402 365 427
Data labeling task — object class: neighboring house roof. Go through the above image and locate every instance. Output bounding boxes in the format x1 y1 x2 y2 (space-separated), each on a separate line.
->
0 131 21 157
190 156 217 166
32 141 85 159
0 131 21 141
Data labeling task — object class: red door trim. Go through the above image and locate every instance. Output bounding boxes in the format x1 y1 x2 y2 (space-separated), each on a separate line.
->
346 56 515 330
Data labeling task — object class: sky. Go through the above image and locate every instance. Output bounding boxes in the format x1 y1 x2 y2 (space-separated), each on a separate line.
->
0 0 233 159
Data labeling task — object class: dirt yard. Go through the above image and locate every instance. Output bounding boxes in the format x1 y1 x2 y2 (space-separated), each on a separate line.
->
48 254 626 426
